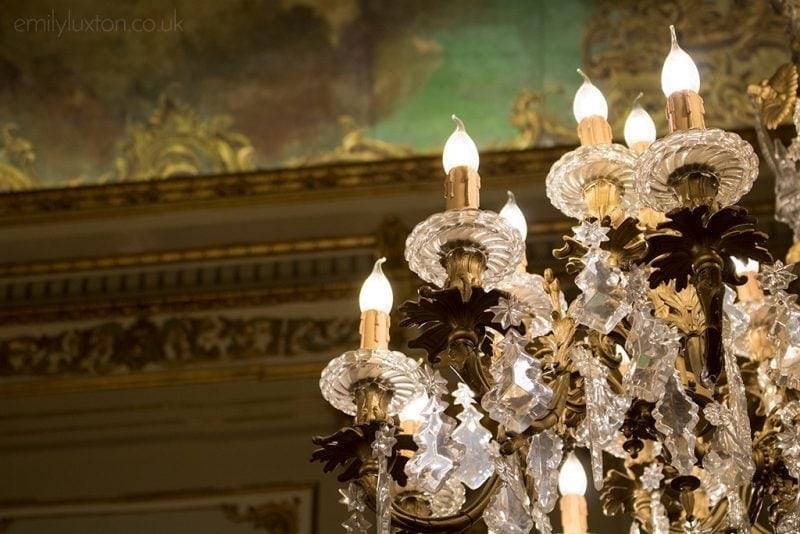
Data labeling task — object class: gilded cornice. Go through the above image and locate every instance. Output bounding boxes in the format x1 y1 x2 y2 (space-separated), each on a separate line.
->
0 127 784 227
0 145 569 225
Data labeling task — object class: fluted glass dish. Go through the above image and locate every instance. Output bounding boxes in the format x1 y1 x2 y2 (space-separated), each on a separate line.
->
634 128 759 212
545 143 638 219
405 209 524 288
319 348 422 416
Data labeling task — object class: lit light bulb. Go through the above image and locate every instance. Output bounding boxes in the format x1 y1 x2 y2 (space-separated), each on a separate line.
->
624 93 657 148
558 451 588 496
572 69 608 123
661 25 700 97
359 257 393 314
732 256 760 276
442 115 480 173
399 392 429 423
499 191 528 241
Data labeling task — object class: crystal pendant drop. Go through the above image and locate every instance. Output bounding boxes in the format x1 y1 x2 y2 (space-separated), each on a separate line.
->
450 382 493 489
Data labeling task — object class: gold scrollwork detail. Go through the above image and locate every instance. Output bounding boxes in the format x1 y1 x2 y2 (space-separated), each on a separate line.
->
103 94 255 182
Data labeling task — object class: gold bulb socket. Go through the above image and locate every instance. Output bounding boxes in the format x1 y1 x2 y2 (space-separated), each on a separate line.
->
577 115 613 146
666 90 706 132
444 166 481 210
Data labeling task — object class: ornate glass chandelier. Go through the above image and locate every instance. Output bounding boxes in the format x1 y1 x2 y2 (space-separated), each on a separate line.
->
312 25 800 533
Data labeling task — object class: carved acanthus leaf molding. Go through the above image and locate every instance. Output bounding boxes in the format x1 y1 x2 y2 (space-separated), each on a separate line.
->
0 315 359 379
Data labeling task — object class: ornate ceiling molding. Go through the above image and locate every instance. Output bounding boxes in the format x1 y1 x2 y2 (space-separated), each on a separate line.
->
0 127 785 227
0 312 358 396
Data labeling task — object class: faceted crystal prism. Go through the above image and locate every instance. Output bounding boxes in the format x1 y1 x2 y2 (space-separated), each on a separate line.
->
481 330 553 433
451 383 493 489
624 305 681 402
572 251 631 334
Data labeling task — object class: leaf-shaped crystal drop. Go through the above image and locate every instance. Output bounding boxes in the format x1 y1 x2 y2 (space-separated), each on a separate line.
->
405 395 465 493
525 429 563 512
484 444 532 534
483 482 534 534
703 345 754 490
571 346 630 489
653 370 699 475
451 383 493 489
624 304 681 402
573 254 631 334
481 330 553 433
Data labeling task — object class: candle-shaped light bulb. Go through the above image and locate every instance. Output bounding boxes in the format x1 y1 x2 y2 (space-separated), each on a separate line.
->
660 25 700 97
624 93 657 148
442 115 480 173
359 257 393 314
499 191 528 241
558 451 588 496
573 69 608 123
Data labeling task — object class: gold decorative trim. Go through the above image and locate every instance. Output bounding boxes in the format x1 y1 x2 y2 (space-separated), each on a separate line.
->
0 146 567 226
0 281 361 326
0 234 375 278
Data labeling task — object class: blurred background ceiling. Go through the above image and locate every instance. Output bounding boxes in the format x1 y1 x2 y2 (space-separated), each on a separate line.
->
0 1 794 532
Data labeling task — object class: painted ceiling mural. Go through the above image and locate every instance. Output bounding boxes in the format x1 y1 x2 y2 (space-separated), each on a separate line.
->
0 0 789 190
